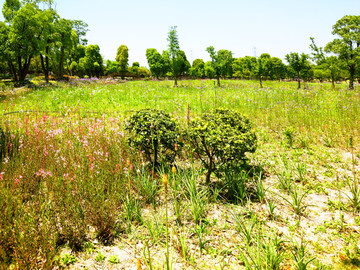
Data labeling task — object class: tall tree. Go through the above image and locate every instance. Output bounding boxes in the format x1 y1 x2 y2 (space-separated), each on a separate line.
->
206 46 233 86
38 8 57 83
310 37 345 89
285 52 310 89
217 49 233 78
146 48 164 79
232 56 257 79
81 44 103 77
177 50 191 76
54 18 74 79
116 45 128 79
204 61 215 79
189 59 205 78
255 57 265 88
325 15 360 89
2 2 48 83
167 26 181 86
259 53 271 80
269 57 286 81
161 50 171 77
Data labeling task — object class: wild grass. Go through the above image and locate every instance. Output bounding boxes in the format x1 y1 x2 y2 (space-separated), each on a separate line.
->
0 79 359 269
2 80 360 146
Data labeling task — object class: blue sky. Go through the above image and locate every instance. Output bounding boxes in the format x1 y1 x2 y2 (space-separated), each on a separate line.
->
1 0 360 67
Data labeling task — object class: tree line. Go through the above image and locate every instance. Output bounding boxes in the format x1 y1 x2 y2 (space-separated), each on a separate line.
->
0 1 360 89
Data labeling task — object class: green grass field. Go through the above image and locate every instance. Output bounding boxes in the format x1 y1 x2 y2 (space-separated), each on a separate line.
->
0 79 359 269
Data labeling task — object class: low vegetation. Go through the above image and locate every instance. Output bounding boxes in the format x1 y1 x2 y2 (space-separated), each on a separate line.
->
0 79 359 269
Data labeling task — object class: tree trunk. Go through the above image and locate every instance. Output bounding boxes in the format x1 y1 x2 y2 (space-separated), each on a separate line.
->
58 45 65 80
40 54 49 83
297 72 301 89
216 76 220 87
18 56 32 84
331 77 335 89
349 65 355 90
8 62 17 81
259 75 263 88
205 160 215 185
174 76 178 87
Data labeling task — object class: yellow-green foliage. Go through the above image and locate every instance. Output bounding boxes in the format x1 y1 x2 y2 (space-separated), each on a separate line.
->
188 108 257 183
125 109 180 167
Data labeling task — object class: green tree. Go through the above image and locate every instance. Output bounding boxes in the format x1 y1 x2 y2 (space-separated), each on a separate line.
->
218 49 233 78
54 18 74 79
259 53 272 80
325 15 360 89
255 54 272 87
131 62 140 76
81 44 103 77
116 45 129 79
189 58 205 78
37 8 57 83
167 26 181 86
2 2 49 83
204 61 215 79
177 50 191 76
269 57 286 81
137 66 151 78
206 46 233 86
161 50 171 77
146 48 164 79
285 52 310 89
310 37 345 88
105 60 119 76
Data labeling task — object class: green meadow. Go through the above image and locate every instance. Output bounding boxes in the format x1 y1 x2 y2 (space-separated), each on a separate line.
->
0 79 359 269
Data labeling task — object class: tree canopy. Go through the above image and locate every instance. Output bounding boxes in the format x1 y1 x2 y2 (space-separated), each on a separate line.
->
325 15 360 89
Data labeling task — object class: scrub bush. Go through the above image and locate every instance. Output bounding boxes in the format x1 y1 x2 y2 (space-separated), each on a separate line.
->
125 109 180 168
188 108 257 184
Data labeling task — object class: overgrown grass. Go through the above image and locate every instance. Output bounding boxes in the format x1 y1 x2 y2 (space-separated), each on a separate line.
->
0 79 359 269
2 80 360 146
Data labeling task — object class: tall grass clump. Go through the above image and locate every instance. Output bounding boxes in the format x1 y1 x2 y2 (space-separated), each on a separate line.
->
0 112 130 267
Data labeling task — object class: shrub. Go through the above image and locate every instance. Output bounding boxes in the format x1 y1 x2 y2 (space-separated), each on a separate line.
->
125 109 180 168
188 108 257 184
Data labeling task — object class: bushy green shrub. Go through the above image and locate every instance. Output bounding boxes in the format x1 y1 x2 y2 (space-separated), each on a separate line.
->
125 109 180 168
188 108 257 184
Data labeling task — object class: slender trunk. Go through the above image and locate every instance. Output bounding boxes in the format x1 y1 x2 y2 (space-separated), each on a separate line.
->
174 76 178 87
259 75 263 88
40 54 49 83
349 65 355 90
58 45 65 80
331 77 335 89
205 159 215 185
297 71 301 89
216 76 220 87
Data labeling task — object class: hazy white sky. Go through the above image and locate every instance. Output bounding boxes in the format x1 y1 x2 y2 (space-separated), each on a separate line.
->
1 0 360 66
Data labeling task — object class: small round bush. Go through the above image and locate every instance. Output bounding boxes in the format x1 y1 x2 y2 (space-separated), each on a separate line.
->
188 108 257 184
125 109 180 168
